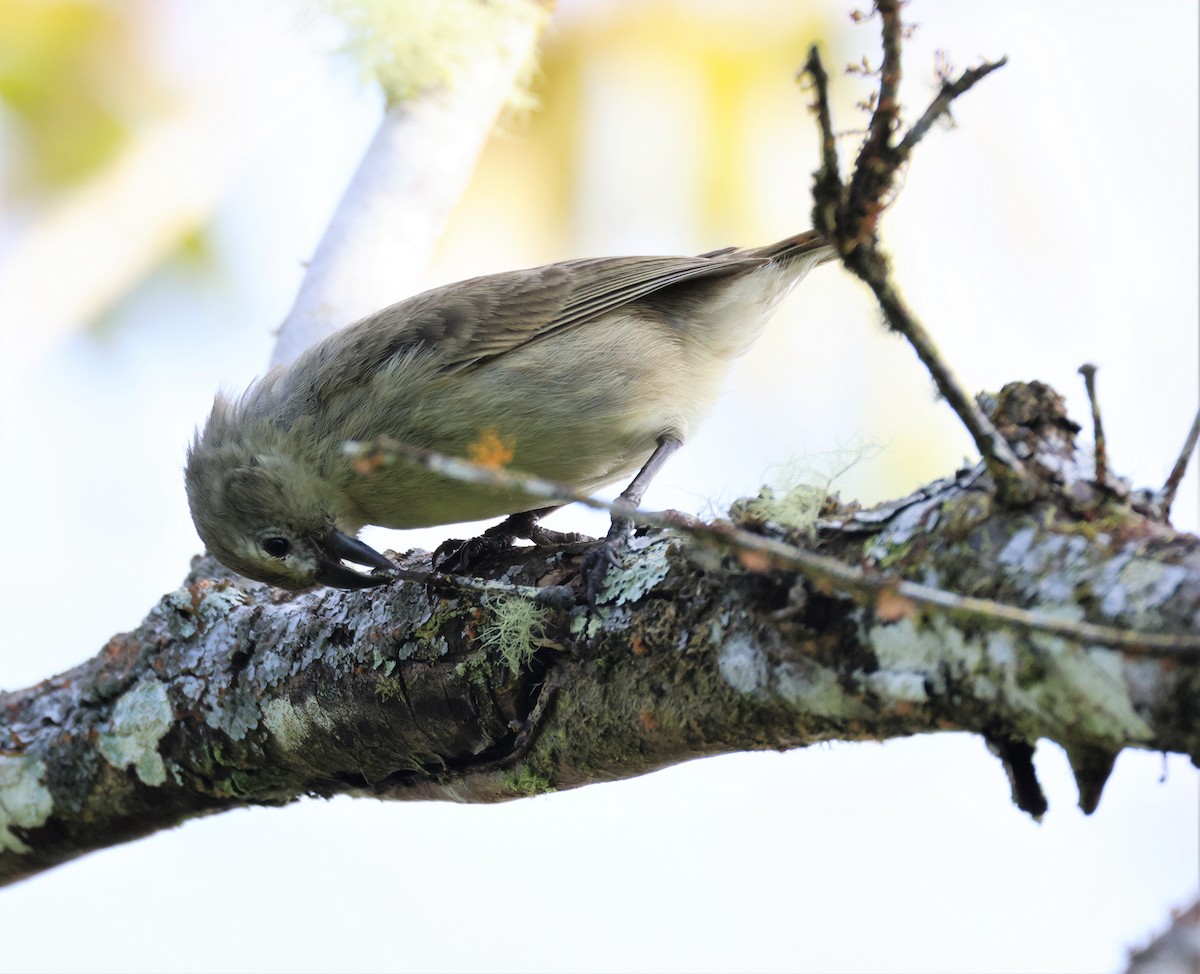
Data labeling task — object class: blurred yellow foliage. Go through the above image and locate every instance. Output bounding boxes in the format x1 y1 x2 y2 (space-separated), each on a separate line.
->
452 1 842 260
0 0 153 194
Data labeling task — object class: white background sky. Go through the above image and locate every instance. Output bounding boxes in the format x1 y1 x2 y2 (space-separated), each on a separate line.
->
0 1 1196 971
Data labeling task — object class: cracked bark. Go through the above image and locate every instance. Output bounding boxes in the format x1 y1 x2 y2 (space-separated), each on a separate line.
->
2 381 1197 886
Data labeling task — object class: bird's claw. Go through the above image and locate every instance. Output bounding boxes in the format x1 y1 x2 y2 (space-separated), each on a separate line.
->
433 511 592 577
527 524 589 546
580 519 634 604
431 535 511 574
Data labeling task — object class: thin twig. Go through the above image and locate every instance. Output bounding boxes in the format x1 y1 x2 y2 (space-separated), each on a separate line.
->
372 561 575 609
801 9 1033 504
344 439 1200 658
1077 363 1109 486
847 0 906 239
1159 406 1200 520
801 45 843 241
859 267 1033 498
860 0 903 159
896 56 1009 156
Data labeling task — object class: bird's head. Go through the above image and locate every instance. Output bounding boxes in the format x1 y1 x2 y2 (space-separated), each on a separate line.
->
184 404 394 590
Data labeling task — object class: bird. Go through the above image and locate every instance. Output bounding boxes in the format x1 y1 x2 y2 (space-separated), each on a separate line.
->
185 229 836 591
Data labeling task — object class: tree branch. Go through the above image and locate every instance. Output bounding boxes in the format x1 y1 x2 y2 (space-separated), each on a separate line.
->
3 382 1198 884
349 434 1200 657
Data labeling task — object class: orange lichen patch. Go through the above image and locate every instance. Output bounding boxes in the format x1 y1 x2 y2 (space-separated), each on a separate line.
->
351 448 389 476
99 632 141 665
875 585 917 622
892 700 917 718
186 579 213 614
187 577 238 613
737 548 774 573
631 635 649 656
639 709 659 732
467 428 516 468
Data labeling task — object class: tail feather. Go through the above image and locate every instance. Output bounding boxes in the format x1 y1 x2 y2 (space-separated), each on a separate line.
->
740 229 837 265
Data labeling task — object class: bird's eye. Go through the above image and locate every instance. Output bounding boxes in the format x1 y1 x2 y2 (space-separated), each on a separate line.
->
262 537 290 559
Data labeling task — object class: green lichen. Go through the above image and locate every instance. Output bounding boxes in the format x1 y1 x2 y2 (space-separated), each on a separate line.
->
374 676 406 703
1099 557 1188 627
503 765 555 797
873 536 917 571
717 633 769 697
732 483 826 539
163 582 247 640
96 677 174 787
323 0 544 105
733 449 873 538
413 604 468 642
454 657 492 687
867 614 1154 745
593 537 672 606
780 660 874 719
261 697 335 753
570 612 603 639
479 595 558 675
163 588 199 639
0 756 54 855
1023 637 1153 743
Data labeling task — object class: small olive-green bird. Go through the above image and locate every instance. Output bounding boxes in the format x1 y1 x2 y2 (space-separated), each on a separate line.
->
185 230 835 589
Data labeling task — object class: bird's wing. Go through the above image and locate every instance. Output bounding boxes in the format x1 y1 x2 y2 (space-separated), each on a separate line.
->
362 252 768 376
286 231 830 411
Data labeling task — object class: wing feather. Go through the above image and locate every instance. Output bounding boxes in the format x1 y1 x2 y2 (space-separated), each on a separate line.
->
280 231 829 413
430 253 766 372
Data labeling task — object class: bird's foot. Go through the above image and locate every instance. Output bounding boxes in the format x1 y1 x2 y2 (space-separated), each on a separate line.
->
580 517 635 604
432 509 589 575
432 534 510 574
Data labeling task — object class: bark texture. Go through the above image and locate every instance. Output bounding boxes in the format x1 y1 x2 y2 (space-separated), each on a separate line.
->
1 382 1197 885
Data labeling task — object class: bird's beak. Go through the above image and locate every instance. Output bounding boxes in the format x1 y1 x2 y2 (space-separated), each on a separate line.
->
314 530 397 589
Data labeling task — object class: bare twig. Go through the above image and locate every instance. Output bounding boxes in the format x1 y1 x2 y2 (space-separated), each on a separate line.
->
801 46 842 236
371 559 575 608
1077 363 1109 486
1159 407 1200 521
801 3 1033 505
847 0 906 240
345 438 1200 658
860 0 903 161
896 56 1009 156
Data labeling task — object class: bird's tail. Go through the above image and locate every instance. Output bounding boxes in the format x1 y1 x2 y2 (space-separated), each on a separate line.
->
741 228 838 267
681 229 837 361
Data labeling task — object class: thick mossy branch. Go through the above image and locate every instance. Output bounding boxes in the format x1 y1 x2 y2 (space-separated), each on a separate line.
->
2 382 1198 885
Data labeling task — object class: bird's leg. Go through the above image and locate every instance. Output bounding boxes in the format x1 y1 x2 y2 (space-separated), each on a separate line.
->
582 435 682 599
433 506 589 572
